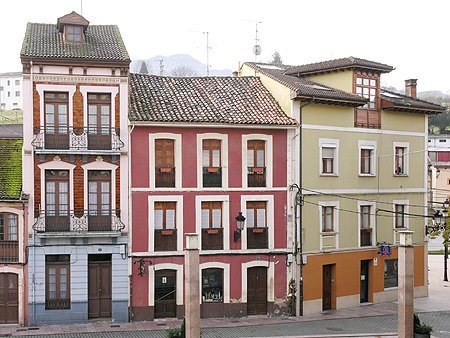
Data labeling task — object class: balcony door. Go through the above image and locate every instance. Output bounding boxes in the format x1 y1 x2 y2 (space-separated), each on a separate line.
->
44 92 69 149
88 171 111 231
88 94 111 150
45 170 70 232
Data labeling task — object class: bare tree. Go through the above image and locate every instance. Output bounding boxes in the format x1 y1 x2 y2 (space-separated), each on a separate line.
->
170 65 198 77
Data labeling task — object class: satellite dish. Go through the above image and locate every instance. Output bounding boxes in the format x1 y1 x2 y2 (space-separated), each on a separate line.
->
253 45 262 56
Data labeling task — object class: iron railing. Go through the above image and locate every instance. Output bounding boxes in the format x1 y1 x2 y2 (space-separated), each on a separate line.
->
0 241 19 262
32 210 125 233
32 126 124 151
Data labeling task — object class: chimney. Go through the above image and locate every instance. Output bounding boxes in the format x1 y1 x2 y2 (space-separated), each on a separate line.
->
405 79 417 98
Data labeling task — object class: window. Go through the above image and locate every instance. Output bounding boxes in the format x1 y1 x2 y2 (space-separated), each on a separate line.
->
202 139 221 187
45 170 70 232
0 86 3 91
321 147 335 174
354 72 380 128
246 201 268 249
201 202 223 250
202 268 223 303
429 151 437 162
7 80 10 86
154 202 177 251
394 144 408 176
15 80 19 86
44 92 69 149
359 141 376 176
65 25 83 42
45 255 70 310
88 171 111 231
247 140 266 187
395 204 406 228
322 206 334 232
360 149 372 174
355 77 377 110
384 259 398 289
155 139 175 188
0 213 18 241
87 93 111 150
439 139 446 143
360 205 372 246
7 92 10 97
15 91 20 97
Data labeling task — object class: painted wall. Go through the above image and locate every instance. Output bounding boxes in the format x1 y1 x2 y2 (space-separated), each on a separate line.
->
306 70 354 93
0 73 23 110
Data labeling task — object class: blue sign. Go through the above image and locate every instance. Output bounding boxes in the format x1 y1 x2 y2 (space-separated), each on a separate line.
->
379 244 392 256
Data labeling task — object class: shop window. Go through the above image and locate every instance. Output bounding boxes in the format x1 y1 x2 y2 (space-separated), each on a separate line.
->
45 255 70 309
384 259 398 289
202 268 223 303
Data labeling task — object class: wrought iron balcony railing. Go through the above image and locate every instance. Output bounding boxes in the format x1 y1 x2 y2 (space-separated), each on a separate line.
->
32 210 125 233
0 241 19 262
32 126 124 151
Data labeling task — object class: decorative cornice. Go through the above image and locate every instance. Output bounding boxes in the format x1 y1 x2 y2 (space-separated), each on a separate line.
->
32 74 121 84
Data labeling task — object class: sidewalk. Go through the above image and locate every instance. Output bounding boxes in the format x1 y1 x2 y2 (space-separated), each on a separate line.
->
2 254 448 337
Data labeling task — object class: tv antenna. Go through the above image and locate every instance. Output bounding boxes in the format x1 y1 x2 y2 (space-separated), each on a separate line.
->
156 59 164 76
253 21 262 62
203 32 211 76
80 0 83 15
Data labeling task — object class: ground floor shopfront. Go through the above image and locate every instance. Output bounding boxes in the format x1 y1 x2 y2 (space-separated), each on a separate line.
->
130 253 289 321
27 236 128 324
302 245 427 315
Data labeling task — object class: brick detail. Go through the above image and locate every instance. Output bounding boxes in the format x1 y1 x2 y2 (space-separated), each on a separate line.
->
73 85 84 128
33 84 40 129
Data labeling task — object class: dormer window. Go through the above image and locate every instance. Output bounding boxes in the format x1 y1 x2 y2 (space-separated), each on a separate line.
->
354 70 381 129
65 25 83 43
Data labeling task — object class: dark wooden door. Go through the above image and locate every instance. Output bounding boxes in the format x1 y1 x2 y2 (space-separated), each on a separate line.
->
0 273 18 324
154 270 176 318
88 94 111 150
88 255 112 318
247 267 267 315
360 260 370 303
322 265 333 311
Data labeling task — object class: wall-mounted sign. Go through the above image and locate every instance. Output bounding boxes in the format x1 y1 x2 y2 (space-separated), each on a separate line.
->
379 244 392 256
162 277 167 284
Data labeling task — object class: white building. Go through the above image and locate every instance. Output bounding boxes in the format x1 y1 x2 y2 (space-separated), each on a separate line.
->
0 72 23 110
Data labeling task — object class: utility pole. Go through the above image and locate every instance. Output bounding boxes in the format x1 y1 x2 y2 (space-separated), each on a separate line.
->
80 0 83 15
156 59 164 76
203 32 211 76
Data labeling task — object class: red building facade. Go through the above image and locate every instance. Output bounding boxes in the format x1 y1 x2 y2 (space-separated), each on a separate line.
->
129 74 297 320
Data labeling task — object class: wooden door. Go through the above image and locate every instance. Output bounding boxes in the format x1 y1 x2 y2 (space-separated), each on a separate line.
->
44 92 69 150
0 273 18 324
322 265 333 311
154 270 176 318
88 255 112 318
88 93 111 150
88 171 111 231
247 267 267 315
360 260 370 303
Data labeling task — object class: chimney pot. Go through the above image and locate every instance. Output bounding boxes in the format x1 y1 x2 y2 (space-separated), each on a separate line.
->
405 79 417 98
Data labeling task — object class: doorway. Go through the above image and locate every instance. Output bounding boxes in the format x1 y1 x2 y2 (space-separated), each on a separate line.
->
247 267 267 315
322 264 334 311
88 254 112 319
154 270 177 318
0 273 18 324
360 260 370 303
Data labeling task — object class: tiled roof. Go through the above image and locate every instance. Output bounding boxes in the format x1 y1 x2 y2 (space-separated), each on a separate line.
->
0 125 23 138
244 62 367 106
284 57 394 76
0 72 21 78
0 138 23 200
129 73 297 126
381 90 446 114
20 23 130 62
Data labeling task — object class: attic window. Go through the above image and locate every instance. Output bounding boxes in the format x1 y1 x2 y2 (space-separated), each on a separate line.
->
65 25 83 43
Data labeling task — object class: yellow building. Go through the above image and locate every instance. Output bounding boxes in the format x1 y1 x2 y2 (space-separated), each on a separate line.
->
240 57 445 315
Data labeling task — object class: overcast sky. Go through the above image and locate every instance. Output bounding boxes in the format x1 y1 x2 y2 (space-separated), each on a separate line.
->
1 0 449 94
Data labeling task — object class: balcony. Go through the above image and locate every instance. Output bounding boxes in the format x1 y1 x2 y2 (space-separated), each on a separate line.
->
247 227 268 249
155 167 175 188
203 167 222 188
32 127 124 152
247 167 266 187
32 210 125 233
0 241 19 262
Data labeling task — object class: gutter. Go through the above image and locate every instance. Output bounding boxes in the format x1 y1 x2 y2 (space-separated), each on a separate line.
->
128 121 298 129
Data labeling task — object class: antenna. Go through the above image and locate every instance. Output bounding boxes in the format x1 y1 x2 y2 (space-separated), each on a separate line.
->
203 32 211 76
253 21 262 62
80 0 83 15
156 59 164 76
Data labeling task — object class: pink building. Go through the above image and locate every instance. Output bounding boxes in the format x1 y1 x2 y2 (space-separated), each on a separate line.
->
129 74 297 320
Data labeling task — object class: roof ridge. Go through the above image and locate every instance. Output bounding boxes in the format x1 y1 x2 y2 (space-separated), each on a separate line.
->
382 88 446 108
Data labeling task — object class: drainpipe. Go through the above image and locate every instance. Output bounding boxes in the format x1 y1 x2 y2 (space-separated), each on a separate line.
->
30 60 37 325
296 98 314 317
128 123 135 321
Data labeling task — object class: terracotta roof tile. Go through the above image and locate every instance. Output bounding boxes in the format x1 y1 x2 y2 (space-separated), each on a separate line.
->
129 73 297 126
381 90 446 114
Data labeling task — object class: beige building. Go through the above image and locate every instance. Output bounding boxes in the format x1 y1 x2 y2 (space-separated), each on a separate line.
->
240 57 445 315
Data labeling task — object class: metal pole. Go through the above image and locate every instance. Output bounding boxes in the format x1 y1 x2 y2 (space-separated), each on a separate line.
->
444 242 448 282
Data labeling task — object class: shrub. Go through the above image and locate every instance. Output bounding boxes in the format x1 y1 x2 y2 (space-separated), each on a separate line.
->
414 314 432 334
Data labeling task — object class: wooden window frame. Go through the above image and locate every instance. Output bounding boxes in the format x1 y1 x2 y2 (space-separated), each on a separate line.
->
247 140 266 187
155 202 177 231
395 204 406 229
360 205 372 247
154 202 177 251
64 25 84 43
394 147 406 175
322 206 334 232
360 148 373 175
201 268 224 303
246 201 267 229
321 147 335 174
45 255 71 310
201 202 222 230
88 170 112 231
0 213 18 241
354 71 381 129
202 139 222 188
202 139 221 168
246 201 268 249
155 139 175 188
44 92 69 149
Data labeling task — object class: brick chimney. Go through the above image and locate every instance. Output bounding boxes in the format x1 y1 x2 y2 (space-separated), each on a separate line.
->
405 79 417 98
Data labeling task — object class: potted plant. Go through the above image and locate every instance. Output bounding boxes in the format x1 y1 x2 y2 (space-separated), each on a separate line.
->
414 314 432 338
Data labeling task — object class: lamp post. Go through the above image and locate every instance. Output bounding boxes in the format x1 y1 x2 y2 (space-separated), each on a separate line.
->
234 212 246 242
427 199 450 282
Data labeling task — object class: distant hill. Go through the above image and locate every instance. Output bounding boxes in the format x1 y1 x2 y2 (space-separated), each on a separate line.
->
130 54 232 77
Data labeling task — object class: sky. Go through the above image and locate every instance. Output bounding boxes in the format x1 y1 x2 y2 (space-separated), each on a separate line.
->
1 0 449 94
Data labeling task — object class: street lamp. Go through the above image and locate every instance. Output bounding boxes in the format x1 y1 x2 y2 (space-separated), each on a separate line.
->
427 201 449 282
234 212 246 242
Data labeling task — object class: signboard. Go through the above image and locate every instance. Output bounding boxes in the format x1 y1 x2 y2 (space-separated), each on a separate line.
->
379 244 392 256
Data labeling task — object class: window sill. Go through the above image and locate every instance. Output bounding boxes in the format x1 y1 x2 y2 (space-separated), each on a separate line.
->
383 286 398 291
394 227 408 231
320 231 338 235
359 174 376 177
320 173 338 177
393 174 408 177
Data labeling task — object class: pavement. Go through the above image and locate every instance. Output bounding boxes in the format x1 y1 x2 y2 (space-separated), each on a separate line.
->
1 254 449 338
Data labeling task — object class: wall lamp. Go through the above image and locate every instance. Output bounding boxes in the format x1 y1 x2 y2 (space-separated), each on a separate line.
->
233 212 246 242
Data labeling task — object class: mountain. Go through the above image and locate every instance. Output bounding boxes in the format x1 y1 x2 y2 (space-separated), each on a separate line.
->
130 54 232 77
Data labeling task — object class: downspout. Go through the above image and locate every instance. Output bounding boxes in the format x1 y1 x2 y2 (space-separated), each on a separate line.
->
30 60 36 325
297 98 314 317
128 123 135 321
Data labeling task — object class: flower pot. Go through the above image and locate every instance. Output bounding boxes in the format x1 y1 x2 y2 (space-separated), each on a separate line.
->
252 228 265 233
159 167 173 173
207 167 219 173
161 229 174 235
207 229 219 234
414 333 430 338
